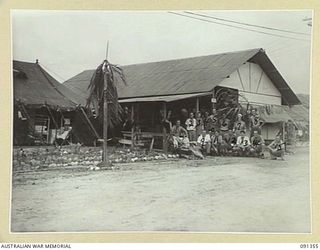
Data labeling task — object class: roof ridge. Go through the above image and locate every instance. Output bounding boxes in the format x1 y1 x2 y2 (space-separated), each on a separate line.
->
13 60 37 64
36 64 77 106
121 48 262 67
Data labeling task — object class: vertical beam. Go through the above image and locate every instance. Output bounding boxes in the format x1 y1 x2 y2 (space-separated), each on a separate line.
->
47 117 50 144
249 63 251 92
282 121 286 151
131 104 134 121
282 121 286 141
196 97 200 112
237 69 245 91
136 103 140 124
131 104 134 148
151 103 155 127
162 102 167 153
212 89 215 109
103 89 108 164
163 102 167 119
79 106 100 139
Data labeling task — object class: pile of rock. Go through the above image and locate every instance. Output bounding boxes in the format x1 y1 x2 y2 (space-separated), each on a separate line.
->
12 146 179 172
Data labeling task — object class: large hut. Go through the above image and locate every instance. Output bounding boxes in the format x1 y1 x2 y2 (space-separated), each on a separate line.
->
63 48 302 146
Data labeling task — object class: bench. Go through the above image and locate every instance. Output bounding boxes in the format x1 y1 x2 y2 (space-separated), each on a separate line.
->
119 131 167 152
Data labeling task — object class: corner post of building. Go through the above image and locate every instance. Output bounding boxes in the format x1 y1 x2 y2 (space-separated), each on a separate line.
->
162 102 168 153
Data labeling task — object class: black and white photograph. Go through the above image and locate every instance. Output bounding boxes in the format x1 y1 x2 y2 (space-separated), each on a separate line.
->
11 10 312 233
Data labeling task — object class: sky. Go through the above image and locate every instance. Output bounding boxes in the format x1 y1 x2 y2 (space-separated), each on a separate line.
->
12 10 312 94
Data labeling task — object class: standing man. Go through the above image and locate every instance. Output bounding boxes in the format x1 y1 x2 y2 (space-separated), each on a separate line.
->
233 113 246 137
219 113 231 137
210 108 219 132
250 112 264 137
185 112 197 142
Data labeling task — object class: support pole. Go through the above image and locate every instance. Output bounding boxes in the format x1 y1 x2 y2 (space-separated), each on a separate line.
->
79 106 100 139
163 102 167 119
212 89 215 109
196 97 200 112
282 121 286 151
102 88 109 166
131 104 134 148
162 102 168 153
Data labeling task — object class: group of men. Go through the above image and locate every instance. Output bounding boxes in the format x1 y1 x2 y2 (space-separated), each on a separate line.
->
167 108 285 160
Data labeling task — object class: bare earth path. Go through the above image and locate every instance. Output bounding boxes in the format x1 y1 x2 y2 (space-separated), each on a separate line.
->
11 147 310 233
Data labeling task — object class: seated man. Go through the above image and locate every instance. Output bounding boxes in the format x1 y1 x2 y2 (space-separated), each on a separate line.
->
250 130 265 157
171 120 188 149
267 135 285 160
180 131 190 148
197 130 211 156
210 130 223 156
178 131 204 159
235 130 251 156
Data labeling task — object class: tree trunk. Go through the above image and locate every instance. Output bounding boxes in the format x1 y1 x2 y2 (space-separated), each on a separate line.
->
102 79 110 167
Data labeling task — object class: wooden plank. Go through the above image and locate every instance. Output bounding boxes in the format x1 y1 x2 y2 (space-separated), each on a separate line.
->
79 106 100 139
119 139 133 145
149 137 155 152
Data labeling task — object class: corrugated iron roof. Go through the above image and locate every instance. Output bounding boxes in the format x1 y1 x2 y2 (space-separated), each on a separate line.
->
63 48 300 106
13 61 78 109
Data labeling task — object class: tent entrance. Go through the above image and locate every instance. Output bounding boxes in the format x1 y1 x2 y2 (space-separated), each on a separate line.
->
34 115 50 144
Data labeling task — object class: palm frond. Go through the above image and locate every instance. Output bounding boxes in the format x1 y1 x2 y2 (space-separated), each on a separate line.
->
86 60 127 128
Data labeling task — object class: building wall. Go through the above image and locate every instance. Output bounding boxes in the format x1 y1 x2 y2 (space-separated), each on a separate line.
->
219 62 282 105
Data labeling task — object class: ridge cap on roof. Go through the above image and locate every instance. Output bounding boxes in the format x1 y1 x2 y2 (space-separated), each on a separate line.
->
121 48 263 67
13 60 38 65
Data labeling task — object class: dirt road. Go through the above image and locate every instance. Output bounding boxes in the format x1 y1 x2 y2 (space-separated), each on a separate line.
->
11 146 310 233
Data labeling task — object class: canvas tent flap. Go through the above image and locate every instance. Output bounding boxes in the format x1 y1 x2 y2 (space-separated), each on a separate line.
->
259 105 292 123
242 104 292 123
13 60 77 109
118 92 211 103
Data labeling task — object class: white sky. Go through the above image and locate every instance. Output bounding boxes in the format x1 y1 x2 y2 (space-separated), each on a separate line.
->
12 10 312 94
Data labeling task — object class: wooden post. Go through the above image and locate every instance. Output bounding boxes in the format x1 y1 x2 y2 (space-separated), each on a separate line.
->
163 102 167 119
47 117 50 144
212 89 215 109
79 106 100 139
196 97 200 112
102 87 109 166
162 102 168 153
282 121 286 151
131 104 134 148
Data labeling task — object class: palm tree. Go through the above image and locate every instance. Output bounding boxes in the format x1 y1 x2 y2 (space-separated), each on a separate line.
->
86 59 126 167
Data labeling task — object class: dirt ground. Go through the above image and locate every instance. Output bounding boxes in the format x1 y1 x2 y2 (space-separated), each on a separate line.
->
11 146 310 233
